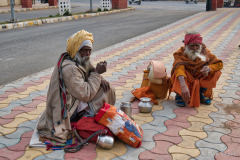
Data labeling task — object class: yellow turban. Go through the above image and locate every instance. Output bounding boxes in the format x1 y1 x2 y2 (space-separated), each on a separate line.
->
66 30 94 58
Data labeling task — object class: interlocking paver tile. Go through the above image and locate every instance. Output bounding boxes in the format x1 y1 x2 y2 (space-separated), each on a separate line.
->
203 125 231 135
0 126 16 136
95 139 126 160
195 139 227 151
178 136 200 149
148 141 174 154
168 145 200 157
0 118 14 125
141 123 167 133
139 151 172 160
192 148 219 160
188 121 207 132
0 136 20 149
17 147 52 160
4 127 33 139
0 147 25 160
179 129 207 139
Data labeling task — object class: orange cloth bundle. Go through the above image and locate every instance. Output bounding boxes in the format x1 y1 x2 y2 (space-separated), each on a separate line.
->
94 103 143 148
132 86 158 104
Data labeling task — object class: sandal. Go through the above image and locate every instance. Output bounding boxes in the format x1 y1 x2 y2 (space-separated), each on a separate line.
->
200 97 211 105
200 88 211 105
175 94 185 107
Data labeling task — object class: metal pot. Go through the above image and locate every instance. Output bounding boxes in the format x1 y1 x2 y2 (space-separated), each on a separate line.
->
120 102 132 118
138 97 153 113
97 135 114 149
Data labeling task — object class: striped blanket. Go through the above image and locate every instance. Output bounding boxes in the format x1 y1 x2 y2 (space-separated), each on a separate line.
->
45 137 80 150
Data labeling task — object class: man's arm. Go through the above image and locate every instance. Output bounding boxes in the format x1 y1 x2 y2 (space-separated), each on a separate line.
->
178 75 190 102
175 65 190 102
91 61 110 92
62 64 101 103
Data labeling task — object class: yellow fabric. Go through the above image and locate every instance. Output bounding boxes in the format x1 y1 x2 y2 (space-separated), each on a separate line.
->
66 30 94 58
174 65 187 78
175 62 223 78
209 62 223 74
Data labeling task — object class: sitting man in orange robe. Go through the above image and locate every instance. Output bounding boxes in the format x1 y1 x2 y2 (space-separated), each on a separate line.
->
171 31 223 107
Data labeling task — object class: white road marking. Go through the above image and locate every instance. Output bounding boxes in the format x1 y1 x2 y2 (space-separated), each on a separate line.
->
5 58 13 61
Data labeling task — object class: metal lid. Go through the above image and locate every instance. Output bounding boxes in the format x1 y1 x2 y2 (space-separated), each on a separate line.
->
120 102 132 107
140 97 151 102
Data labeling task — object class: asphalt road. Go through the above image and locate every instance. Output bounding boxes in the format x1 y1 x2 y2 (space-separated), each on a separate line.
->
0 0 107 22
0 1 206 22
0 2 205 85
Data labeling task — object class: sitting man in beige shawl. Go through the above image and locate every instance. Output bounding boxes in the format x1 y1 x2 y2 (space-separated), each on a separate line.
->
37 30 116 143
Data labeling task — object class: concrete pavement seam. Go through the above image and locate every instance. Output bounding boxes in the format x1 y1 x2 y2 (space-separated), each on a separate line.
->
0 8 135 31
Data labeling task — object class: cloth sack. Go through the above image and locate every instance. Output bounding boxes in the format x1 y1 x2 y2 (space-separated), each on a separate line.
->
76 117 114 143
141 69 171 99
94 103 143 148
131 86 158 104
147 60 167 84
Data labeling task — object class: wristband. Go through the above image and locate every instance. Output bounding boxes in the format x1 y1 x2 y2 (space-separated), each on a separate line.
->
181 85 187 88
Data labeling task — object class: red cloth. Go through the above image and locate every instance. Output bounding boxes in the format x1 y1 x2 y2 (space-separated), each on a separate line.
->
184 34 202 46
76 117 114 143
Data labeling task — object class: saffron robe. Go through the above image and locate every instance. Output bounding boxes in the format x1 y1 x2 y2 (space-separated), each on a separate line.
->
171 45 223 107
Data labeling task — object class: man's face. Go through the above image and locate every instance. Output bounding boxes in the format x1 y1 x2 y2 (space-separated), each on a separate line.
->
74 46 92 71
79 46 92 58
188 43 200 51
184 43 204 61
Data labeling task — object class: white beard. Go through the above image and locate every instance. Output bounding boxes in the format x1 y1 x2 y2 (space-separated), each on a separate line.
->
184 45 206 61
73 54 92 73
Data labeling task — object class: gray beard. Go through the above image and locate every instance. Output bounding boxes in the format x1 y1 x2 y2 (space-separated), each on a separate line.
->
73 54 92 73
184 45 206 61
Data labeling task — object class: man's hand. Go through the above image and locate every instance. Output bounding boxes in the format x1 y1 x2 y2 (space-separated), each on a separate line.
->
96 61 107 74
101 77 110 92
181 86 191 102
178 75 190 102
201 66 210 77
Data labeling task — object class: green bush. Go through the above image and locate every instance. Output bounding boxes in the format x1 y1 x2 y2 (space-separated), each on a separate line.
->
97 8 101 12
103 8 108 11
49 14 53 17
63 10 72 16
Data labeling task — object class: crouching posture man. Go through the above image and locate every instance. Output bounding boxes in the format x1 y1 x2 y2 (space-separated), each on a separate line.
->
37 30 116 142
171 31 223 108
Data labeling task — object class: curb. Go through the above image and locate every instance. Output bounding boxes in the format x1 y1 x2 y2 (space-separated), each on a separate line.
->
0 8 135 31
0 6 58 14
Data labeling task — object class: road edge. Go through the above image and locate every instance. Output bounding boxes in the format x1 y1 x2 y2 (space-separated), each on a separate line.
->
0 8 135 31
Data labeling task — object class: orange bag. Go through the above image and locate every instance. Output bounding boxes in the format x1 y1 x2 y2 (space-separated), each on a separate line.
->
141 70 171 99
94 103 143 148
131 86 158 104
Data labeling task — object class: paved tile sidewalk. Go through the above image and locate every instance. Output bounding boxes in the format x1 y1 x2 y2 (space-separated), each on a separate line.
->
0 8 240 160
